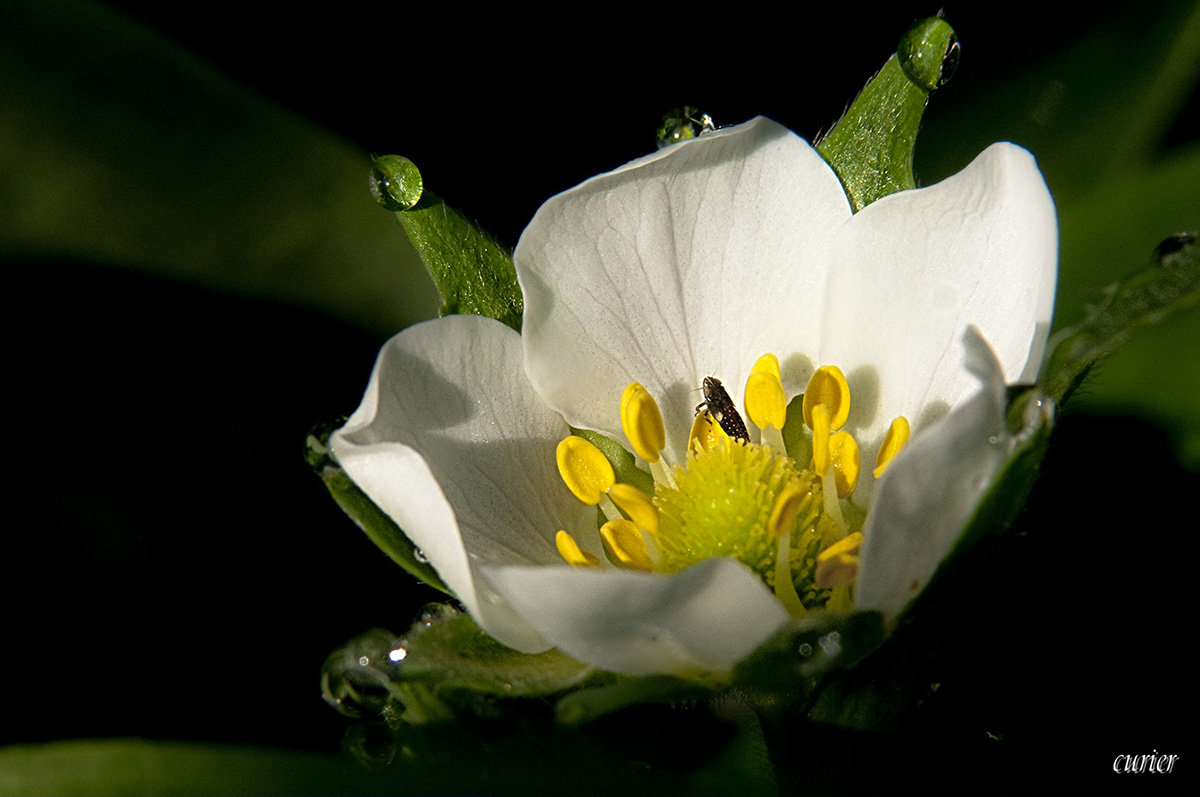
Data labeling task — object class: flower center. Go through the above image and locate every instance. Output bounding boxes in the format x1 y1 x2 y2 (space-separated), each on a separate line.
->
553 355 911 616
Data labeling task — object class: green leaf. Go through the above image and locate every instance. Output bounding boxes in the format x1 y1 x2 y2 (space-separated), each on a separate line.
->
816 17 959 211
0 739 401 796
371 156 524 331
305 421 453 595
0 0 435 335
1039 234 1200 403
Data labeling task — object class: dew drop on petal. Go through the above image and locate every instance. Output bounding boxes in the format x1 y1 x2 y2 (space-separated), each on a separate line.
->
321 628 408 719
655 106 716 149
369 155 424 211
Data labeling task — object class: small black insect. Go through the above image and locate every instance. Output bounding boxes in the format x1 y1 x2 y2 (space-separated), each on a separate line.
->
696 376 749 441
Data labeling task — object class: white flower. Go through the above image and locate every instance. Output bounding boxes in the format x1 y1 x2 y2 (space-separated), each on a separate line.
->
331 117 1057 678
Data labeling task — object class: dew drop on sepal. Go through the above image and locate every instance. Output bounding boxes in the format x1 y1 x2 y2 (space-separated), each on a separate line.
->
897 19 959 92
369 155 424 211
320 627 409 718
415 601 462 630
342 721 398 769
1153 231 1196 264
656 106 716 149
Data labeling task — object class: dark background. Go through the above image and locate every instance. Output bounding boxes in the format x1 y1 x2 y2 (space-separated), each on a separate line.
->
3 1 1195 793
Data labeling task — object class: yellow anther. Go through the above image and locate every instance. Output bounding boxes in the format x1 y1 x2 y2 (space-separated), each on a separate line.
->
556 436 615 506
620 382 666 463
810 403 832 476
802 365 850 431
607 482 660 536
873 416 911 478
600 519 653 572
815 532 863 588
556 530 603 569
744 354 787 430
768 479 810 538
829 430 860 498
688 410 725 454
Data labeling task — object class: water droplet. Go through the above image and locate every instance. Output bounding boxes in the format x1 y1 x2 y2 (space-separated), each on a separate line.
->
818 631 842 657
1153 231 1196 264
321 628 407 719
939 37 961 87
341 722 398 769
898 18 959 92
797 642 813 657
656 106 715 149
369 155 423 211
414 601 461 632
412 547 429 564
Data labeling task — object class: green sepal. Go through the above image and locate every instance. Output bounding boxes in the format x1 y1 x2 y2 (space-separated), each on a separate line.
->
1039 233 1200 404
780 394 813 464
554 675 711 725
397 607 598 701
370 156 523 330
304 420 453 596
570 426 656 495
816 17 958 211
731 611 885 709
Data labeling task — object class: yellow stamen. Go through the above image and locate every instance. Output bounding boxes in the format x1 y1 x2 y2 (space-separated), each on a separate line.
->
815 531 863 588
769 480 811 617
829 430 860 498
802 365 850 431
744 354 787 430
873 416 911 478
599 519 653 571
688 410 725 454
607 482 660 536
810 403 832 476
767 478 809 539
620 382 666 464
556 436 615 506
556 530 602 569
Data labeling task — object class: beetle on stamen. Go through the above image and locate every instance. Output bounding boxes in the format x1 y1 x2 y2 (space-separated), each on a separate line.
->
696 376 749 441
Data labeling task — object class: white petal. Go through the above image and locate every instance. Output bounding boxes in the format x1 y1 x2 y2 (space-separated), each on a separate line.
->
516 117 852 462
820 143 1056 449
481 557 789 675
330 315 594 652
854 328 1010 622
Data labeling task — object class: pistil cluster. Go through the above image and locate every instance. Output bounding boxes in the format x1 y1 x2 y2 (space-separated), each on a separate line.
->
554 355 912 616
